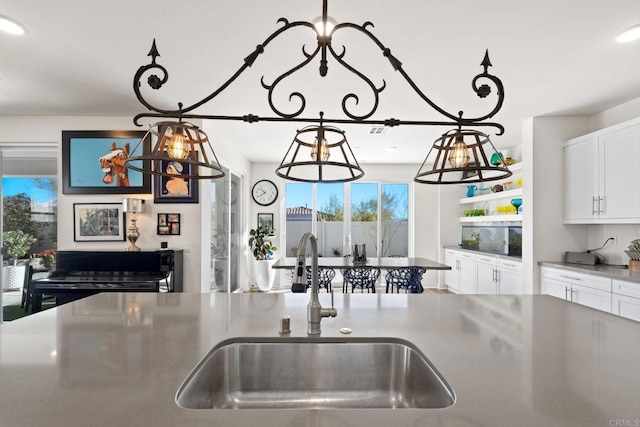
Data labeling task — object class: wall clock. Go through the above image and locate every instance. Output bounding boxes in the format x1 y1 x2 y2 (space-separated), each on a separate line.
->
252 179 278 206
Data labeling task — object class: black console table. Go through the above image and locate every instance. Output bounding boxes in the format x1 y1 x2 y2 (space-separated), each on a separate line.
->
31 249 183 312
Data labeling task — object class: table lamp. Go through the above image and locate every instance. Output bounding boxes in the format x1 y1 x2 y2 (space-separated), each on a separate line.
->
123 198 144 251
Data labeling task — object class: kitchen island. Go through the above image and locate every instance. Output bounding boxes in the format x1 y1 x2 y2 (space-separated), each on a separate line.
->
1 292 638 426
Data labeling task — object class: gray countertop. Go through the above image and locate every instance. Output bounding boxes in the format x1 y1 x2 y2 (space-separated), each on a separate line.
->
444 245 522 262
1 292 639 426
540 261 640 284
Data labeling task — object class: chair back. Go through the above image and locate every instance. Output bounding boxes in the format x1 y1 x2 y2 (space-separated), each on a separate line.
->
343 267 381 293
305 266 336 292
385 266 425 293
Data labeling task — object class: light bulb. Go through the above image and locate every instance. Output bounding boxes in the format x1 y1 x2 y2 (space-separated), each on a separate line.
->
166 128 190 159
311 136 330 162
313 16 337 36
448 136 469 168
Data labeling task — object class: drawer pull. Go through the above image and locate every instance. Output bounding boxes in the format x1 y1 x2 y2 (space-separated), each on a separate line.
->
560 275 581 281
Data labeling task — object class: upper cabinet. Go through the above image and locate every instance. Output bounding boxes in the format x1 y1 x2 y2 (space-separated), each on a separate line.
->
564 119 640 224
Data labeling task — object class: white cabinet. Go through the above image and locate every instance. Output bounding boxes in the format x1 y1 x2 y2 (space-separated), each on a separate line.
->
445 249 521 294
476 255 522 294
541 267 612 313
612 279 640 321
497 259 523 294
444 249 476 294
564 121 640 223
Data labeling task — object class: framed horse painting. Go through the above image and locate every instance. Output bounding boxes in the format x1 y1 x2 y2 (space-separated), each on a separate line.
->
62 130 152 194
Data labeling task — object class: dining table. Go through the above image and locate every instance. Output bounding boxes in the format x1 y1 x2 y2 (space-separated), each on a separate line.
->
272 256 451 293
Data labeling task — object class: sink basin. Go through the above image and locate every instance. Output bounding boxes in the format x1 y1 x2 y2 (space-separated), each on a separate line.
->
176 337 455 409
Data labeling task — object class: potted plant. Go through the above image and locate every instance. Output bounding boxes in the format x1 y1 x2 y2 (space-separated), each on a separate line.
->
249 226 278 291
2 230 37 290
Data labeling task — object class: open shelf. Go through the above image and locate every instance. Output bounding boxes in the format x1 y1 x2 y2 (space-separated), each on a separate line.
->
460 214 521 223
460 188 523 204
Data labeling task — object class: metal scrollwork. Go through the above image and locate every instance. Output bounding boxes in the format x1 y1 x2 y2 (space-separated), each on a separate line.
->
132 0 506 134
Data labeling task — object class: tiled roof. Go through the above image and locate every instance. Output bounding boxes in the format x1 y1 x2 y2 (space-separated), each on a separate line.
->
285 206 337 221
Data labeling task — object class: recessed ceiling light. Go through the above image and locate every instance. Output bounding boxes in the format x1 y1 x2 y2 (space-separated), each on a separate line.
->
386 146 397 152
0 15 25 35
616 24 640 43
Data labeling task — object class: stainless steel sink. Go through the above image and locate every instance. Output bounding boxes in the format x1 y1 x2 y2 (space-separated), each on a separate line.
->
176 337 455 409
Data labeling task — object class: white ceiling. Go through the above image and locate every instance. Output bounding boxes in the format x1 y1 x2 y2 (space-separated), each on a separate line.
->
2 0 640 164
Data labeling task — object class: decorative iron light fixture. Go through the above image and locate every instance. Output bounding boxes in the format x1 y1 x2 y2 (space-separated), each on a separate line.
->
275 112 364 183
129 0 508 184
126 118 224 179
415 128 512 184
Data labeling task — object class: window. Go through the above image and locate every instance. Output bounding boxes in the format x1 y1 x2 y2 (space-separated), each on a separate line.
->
2 177 58 263
284 181 410 258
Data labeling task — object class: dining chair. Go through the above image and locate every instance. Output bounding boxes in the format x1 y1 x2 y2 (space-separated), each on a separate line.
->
385 266 426 293
305 266 336 293
343 267 381 293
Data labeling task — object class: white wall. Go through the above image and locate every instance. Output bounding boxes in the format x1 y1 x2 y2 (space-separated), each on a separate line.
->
522 116 590 293
0 116 224 294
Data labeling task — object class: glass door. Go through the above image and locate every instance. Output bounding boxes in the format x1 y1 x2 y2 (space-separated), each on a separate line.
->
210 167 242 292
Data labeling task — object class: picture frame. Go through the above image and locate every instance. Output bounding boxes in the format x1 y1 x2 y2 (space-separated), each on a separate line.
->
153 156 199 204
157 213 181 235
62 130 151 195
257 213 274 231
73 203 125 242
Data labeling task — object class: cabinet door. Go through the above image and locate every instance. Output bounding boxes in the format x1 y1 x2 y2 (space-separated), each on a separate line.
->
612 294 640 322
599 125 640 221
444 252 460 293
476 262 497 294
458 257 477 294
564 137 598 223
498 268 523 294
572 283 612 313
542 277 568 300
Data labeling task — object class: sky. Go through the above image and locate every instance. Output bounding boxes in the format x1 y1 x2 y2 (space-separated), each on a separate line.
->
285 182 408 218
2 177 57 203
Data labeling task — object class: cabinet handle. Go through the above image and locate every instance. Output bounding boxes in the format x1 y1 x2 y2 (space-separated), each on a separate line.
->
495 269 500 284
565 286 569 300
571 288 577 301
592 196 597 215
598 196 604 215
560 275 581 281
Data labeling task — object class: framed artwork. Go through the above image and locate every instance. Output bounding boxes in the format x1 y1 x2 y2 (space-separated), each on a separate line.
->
62 130 151 195
257 213 274 231
73 203 125 242
154 157 199 203
157 213 181 235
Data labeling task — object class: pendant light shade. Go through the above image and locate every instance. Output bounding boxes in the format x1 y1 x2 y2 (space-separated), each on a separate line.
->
415 128 512 184
126 121 225 179
275 119 364 183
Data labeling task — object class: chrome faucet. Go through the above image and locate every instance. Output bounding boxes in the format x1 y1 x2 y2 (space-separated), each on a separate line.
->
291 232 337 335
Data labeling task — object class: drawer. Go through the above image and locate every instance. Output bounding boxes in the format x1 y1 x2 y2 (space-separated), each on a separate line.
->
458 252 476 261
498 258 522 271
541 267 611 292
445 249 460 258
612 279 640 299
475 255 497 266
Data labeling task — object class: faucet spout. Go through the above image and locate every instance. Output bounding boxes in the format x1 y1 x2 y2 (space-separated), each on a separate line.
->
291 232 337 335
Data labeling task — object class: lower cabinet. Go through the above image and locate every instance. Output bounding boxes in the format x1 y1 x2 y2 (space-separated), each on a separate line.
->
541 267 612 313
612 279 640 321
444 249 476 294
476 255 523 294
444 249 521 295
